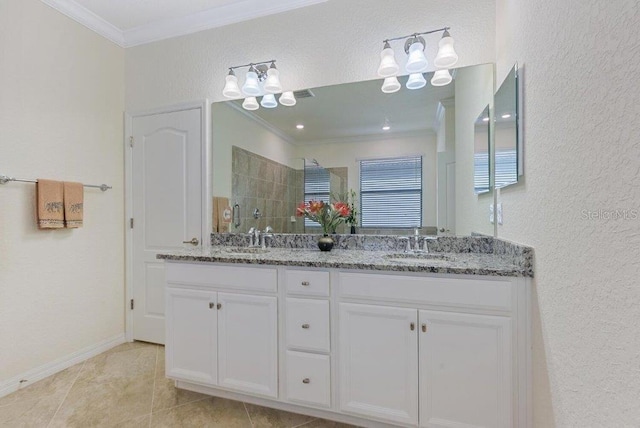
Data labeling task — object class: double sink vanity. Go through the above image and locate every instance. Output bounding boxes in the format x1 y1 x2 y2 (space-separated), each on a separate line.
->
158 234 533 428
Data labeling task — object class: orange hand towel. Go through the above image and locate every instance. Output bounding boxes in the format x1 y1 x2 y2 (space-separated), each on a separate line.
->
63 181 84 228
36 179 65 229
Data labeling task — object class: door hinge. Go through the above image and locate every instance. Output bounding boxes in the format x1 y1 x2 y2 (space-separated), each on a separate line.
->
130 218 134 229
130 299 134 310
129 136 134 148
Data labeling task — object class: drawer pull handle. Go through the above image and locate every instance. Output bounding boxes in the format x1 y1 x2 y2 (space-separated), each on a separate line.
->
301 281 310 286
302 378 310 384
410 322 415 331
422 323 427 333
302 324 310 329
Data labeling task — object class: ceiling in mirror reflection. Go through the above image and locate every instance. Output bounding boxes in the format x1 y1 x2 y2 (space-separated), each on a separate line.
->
228 72 454 145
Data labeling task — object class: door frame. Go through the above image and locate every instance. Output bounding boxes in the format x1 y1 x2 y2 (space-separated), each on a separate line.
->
124 100 211 342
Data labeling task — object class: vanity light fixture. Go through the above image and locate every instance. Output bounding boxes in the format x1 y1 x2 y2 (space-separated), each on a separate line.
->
223 60 294 111
377 27 458 93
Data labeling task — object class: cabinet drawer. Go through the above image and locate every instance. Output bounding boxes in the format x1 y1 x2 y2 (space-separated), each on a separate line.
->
338 271 513 311
166 262 277 293
285 351 331 408
286 298 330 353
286 269 330 297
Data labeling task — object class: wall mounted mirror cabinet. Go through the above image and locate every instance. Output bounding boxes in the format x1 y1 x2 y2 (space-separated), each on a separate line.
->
211 63 495 237
494 63 523 188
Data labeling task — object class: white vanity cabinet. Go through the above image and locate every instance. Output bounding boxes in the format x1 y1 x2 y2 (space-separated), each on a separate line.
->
163 260 531 428
165 263 278 398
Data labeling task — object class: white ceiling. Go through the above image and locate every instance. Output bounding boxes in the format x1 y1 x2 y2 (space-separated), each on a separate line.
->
227 73 455 145
40 0 328 47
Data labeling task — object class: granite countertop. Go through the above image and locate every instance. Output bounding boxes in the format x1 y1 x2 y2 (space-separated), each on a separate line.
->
157 246 532 277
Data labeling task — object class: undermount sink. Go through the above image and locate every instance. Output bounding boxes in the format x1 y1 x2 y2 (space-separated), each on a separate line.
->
384 252 451 263
221 247 269 254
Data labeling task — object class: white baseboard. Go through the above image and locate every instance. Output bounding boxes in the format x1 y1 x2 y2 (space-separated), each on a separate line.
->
0 333 127 399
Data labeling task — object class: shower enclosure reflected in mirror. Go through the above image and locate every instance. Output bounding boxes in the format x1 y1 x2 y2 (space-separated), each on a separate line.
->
494 63 522 188
474 105 491 194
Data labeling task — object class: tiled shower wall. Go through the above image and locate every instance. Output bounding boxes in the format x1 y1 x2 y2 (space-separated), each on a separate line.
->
231 146 304 233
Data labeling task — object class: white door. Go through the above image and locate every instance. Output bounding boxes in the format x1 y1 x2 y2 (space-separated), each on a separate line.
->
217 292 278 398
419 310 512 428
165 287 217 385
131 107 203 344
339 303 418 426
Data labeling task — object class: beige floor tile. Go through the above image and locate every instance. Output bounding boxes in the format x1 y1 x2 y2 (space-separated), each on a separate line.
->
0 362 83 407
0 393 64 428
48 376 155 427
152 376 208 412
244 402 315 428
150 397 251 428
105 341 157 356
75 344 157 388
112 413 151 427
297 419 360 428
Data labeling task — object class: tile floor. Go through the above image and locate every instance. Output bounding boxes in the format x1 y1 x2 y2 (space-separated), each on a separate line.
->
0 342 357 427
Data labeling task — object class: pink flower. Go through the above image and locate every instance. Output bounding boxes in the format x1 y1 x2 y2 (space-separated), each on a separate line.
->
296 202 307 217
334 202 350 217
308 200 324 215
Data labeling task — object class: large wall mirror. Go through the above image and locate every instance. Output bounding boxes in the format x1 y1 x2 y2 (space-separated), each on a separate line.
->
211 63 495 236
494 63 522 188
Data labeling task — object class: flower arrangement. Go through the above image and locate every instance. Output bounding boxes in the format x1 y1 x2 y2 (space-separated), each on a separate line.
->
296 199 351 234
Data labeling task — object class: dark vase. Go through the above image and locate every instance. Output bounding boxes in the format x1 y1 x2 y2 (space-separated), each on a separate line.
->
350 225 356 234
317 234 334 252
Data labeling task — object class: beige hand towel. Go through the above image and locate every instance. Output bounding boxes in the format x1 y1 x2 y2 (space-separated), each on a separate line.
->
37 179 64 229
63 181 84 228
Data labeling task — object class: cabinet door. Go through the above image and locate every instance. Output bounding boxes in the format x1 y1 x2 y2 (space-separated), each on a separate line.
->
217 293 278 398
339 303 418 425
419 310 512 428
165 287 217 385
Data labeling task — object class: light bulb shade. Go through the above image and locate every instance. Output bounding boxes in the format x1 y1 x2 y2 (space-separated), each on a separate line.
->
430 69 452 86
242 70 261 96
242 97 259 110
381 76 401 93
405 41 428 73
263 68 282 94
377 47 399 77
260 94 278 108
406 73 427 90
279 91 297 106
222 74 242 98
434 35 458 68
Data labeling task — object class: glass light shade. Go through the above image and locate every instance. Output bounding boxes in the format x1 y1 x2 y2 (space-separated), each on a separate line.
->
263 68 282 94
260 94 278 108
242 70 261 96
242 97 259 110
431 69 453 86
279 91 297 106
405 41 428 73
381 76 401 93
434 35 458 68
222 74 242 98
377 47 399 77
406 73 427 90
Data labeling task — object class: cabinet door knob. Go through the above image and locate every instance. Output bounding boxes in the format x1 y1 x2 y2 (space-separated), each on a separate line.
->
209 302 214 309
301 281 310 286
217 303 222 310
410 322 415 331
422 323 427 333
302 378 310 384
302 324 310 329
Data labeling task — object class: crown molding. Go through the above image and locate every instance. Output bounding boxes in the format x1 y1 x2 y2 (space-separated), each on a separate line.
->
41 0 125 46
41 0 328 48
295 129 435 147
223 102 295 145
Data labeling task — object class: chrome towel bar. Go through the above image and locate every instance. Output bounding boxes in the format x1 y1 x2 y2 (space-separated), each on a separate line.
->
0 174 112 192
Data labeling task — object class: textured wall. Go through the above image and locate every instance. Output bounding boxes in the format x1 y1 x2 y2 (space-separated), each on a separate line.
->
125 0 496 111
0 0 125 382
495 0 640 425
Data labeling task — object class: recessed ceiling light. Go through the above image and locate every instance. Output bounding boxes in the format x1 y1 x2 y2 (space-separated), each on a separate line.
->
482 117 490 122
501 113 512 119
382 125 391 131
296 124 304 129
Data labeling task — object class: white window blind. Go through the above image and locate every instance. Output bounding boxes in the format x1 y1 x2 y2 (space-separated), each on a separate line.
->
359 156 422 228
495 149 518 188
304 166 330 227
474 152 490 193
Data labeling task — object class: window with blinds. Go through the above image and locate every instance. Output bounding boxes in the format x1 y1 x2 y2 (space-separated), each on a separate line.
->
359 156 422 228
304 165 330 227
495 149 518 188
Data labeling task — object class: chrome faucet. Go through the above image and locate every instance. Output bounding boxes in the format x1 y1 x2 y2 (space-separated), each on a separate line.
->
422 236 438 253
247 227 259 247
398 237 411 253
